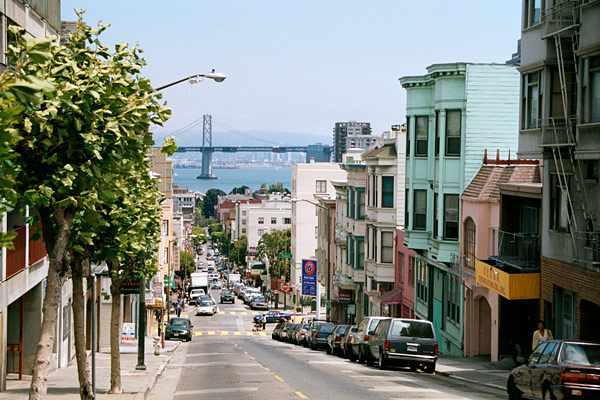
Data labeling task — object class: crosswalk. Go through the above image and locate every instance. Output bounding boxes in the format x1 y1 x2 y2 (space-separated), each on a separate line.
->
217 311 262 315
194 330 267 336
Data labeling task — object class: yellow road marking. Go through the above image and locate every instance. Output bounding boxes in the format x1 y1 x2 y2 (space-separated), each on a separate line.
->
207 331 215 335
252 311 259 315
261 366 270 371
246 332 254 336
230 311 236 315
218 311 225 315
259 332 267 336
240 312 248 315
234 332 241 336
243 351 248 354
221 331 228 335
250 356 255 360
295 391 308 399
274 375 284 382
194 332 203 336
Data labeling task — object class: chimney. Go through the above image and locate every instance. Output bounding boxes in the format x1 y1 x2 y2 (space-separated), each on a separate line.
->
310 157 315 164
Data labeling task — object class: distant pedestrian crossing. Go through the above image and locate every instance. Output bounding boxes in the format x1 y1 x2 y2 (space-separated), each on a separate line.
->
194 331 267 336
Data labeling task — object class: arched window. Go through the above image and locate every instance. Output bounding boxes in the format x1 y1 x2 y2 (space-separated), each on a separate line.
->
464 218 476 270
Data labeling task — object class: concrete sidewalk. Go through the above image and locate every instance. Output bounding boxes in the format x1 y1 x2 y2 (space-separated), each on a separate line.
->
0 338 180 400
436 354 514 391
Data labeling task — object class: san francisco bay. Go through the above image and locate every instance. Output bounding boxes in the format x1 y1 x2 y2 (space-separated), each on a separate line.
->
173 166 292 194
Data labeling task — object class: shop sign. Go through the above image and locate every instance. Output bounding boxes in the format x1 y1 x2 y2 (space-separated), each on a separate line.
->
337 288 352 303
122 323 135 342
120 281 140 294
475 260 540 300
332 274 342 286
347 304 356 315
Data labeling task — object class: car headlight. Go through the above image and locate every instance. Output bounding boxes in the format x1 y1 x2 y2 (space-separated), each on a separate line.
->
181 330 188 334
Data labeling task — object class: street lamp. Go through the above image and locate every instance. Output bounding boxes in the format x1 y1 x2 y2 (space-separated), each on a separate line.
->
153 69 227 92
291 198 331 321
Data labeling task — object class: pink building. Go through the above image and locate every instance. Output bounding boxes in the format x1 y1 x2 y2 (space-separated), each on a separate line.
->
460 156 541 362
381 229 415 318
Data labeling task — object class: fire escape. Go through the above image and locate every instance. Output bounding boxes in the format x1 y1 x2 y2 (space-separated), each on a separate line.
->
541 0 599 265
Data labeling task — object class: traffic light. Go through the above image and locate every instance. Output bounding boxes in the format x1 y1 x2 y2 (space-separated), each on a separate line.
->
285 269 290 282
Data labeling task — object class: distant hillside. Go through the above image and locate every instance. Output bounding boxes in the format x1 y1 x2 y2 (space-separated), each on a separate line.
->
153 129 332 147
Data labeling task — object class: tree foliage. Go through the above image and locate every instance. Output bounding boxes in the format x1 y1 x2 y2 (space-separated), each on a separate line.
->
201 188 225 218
229 185 250 195
256 229 291 277
268 182 290 194
230 235 248 266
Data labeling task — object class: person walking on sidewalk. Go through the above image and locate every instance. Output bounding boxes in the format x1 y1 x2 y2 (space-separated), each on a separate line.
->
532 320 553 350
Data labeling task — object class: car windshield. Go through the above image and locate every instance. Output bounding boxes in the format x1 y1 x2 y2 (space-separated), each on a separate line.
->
170 319 188 326
222 290 233 295
200 301 213 307
390 320 435 339
321 324 335 333
368 319 383 333
337 325 350 334
560 343 600 366
253 297 265 302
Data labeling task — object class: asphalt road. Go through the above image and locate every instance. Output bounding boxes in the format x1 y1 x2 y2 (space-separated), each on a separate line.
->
149 286 506 400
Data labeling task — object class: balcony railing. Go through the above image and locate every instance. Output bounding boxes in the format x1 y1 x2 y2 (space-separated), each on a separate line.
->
6 227 26 279
574 230 600 265
541 0 580 37
541 117 577 147
489 228 540 271
29 224 47 266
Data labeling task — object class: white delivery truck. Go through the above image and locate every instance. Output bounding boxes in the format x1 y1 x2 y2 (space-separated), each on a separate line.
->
190 272 209 295
227 273 241 288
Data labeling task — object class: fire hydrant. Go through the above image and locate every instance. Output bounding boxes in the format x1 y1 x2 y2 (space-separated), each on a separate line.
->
153 336 161 356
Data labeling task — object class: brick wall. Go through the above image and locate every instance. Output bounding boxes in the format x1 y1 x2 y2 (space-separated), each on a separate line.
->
540 256 600 339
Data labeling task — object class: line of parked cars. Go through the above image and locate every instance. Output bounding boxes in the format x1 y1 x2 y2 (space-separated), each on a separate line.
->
271 316 439 373
232 282 269 310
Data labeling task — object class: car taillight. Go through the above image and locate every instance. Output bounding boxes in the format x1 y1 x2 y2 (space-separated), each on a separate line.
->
384 340 390 351
316 333 320 338
300 333 305 337
587 374 600 384
562 371 587 384
434 344 439 355
335 337 341 342
364 335 369 342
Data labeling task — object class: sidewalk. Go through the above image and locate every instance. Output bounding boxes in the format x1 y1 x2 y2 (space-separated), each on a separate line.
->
436 354 514 391
0 338 179 400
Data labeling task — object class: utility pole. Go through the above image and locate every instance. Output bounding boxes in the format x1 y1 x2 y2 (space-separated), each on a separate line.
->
136 277 146 370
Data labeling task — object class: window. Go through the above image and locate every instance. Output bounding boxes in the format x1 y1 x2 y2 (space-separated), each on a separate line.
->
358 190 365 218
582 56 600 123
283 218 291 224
161 220 169 236
271 217 277 224
315 226 318 238
522 71 543 129
445 110 461 156
349 236 354 266
406 117 411 157
416 259 428 303
464 218 476 271
408 256 415 286
444 194 459 240
348 189 355 218
415 116 428 157
242 228 246 234
399 253 405 284
414 190 427 230
435 111 440 156
166 183 171 190
586 160 598 181
445 274 461 325
550 174 570 231
258 229 264 237
357 238 364 269
382 176 394 208
374 174 378 207
316 180 327 193
258 217 264 224
163 247 169 264
242 219 247 225
166 168 172 176
381 231 394 263
405 189 409 229
550 68 576 118
242 211 247 216
524 0 542 28
433 193 439 238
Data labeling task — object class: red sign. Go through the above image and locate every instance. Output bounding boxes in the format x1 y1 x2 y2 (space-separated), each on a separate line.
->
281 283 290 291
303 260 316 275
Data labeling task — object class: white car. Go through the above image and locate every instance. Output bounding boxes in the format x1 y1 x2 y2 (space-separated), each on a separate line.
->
189 288 205 304
211 281 222 289
195 301 217 316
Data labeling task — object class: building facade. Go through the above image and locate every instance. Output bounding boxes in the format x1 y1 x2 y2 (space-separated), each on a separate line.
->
517 0 600 341
333 121 373 162
245 200 292 249
149 148 173 199
400 62 520 355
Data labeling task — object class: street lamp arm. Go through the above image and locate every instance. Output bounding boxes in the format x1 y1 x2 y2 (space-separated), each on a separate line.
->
291 198 328 211
153 70 227 92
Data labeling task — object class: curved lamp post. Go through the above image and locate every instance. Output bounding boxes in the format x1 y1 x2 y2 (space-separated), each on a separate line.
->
153 69 227 92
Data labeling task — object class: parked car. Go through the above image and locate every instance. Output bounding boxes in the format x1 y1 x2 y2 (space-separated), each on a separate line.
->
295 323 311 346
243 289 261 304
327 325 350 355
254 310 292 324
280 322 294 341
237 286 248 299
367 318 438 372
250 296 269 310
286 324 300 343
211 280 222 290
309 322 336 350
341 325 358 359
195 300 217 316
507 340 600 400
196 294 213 304
220 289 235 304
272 322 284 340
348 316 390 363
165 318 193 342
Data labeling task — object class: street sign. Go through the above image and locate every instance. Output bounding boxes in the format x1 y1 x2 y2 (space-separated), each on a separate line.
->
279 253 292 259
332 274 342 286
326 300 331 310
281 282 290 291
120 281 140 294
301 259 317 297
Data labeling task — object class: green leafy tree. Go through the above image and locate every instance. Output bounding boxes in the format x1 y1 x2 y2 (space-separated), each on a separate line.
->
1 16 170 399
229 185 250 195
179 250 195 275
201 188 225 218
268 182 290 194
208 222 223 235
230 235 248 266
256 229 291 278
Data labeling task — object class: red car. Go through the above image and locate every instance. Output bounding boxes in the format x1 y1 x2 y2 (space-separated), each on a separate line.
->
508 340 600 400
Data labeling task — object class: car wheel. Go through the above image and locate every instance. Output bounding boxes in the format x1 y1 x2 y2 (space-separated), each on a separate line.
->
542 384 556 400
349 347 357 362
378 349 387 370
326 346 332 355
424 361 435 374
358 348 366 364
507 377 522 400
365 350 374 366
409 363 417 372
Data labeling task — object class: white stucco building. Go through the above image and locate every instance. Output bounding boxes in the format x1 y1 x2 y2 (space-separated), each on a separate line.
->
245 200 292 249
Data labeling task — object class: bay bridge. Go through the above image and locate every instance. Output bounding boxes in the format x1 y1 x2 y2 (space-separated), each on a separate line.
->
158 115 332 179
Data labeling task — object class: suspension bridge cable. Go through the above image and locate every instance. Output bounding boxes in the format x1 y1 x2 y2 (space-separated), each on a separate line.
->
211 117 282 146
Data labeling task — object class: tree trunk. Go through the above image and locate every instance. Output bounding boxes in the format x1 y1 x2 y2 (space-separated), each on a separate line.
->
29 208 73 400
72 258 94 400
108 268 122 394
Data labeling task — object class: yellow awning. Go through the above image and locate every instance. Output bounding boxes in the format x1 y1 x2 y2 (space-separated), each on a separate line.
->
475 260 540 300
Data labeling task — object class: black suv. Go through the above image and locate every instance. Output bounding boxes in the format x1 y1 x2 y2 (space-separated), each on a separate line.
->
220 289 235 304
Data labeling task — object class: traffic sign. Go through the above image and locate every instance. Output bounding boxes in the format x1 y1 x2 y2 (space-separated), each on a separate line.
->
301 259 317 296
279 253 292 259
281 282 290 291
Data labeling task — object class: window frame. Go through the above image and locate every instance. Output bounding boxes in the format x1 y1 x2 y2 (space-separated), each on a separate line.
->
550 174 570 232
445 110 461 156
316 180 327 193
443 194 459 241
381 231 394 264
271 217 277 224
415 116 429 157
258 217 264 225
522 70 544 129
464 218 476 271
583 55 600 123
413 190 427 231
434 111 440 157
381 176 394 208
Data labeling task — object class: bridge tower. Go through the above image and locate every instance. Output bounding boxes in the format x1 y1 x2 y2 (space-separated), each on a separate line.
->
197 114 216 179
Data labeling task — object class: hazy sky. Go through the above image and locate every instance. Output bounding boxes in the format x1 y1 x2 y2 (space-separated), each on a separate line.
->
61 1 522 139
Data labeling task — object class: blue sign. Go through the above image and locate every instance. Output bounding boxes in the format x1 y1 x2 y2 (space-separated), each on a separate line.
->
302 259 317 297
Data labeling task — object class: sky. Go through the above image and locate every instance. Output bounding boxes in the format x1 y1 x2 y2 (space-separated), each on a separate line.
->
61 1 522 140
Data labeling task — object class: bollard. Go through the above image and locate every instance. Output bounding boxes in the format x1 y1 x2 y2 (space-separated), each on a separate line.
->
153 336 161 355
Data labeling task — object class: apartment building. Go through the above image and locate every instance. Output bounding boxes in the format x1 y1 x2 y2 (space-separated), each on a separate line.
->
333 122 374 162
149 148 173 199
245 200 292 249
517 0 600 340
400 62 520 355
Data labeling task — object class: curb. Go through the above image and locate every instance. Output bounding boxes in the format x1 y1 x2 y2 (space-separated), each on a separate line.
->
141 355 172 400
435 370 506 391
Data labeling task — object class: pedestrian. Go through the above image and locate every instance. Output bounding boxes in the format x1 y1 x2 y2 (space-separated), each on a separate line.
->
261 315 267 331
532 320 553 350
